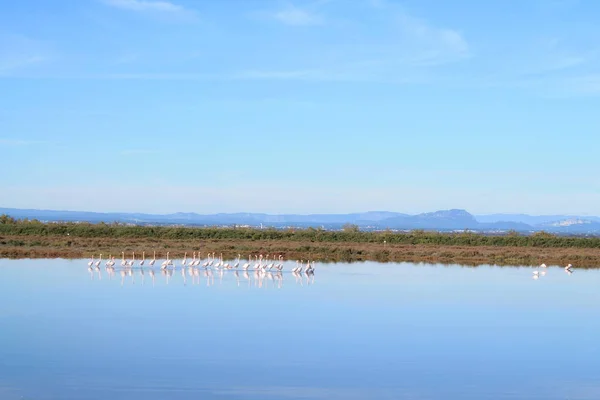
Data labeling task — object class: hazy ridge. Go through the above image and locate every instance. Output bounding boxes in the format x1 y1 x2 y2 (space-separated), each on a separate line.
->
2 207 600 234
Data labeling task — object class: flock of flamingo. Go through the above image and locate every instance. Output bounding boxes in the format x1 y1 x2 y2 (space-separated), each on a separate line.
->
86 252 574 283
532 263 573 279
88 262 314 288
86 251 316 288
87 251 316 274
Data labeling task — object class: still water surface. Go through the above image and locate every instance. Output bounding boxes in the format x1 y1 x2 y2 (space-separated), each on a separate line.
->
1 259 600 400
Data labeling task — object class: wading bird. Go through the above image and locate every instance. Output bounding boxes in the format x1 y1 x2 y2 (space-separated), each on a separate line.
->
565 263 573 271
242 255 251 271
161 252 171 269
149 251 156 267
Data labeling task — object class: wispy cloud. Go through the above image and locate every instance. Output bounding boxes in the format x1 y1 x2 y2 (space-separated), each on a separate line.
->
101 0 196 20
271 5 323 26
234 67 426 84
239 5 469 83
0 55 45 75
120 149 158 155
0 139 46 146
561 74 600 96
102 0 185 13
0 35 48 76
97 72 220 80
235 69 335 81
111 53 140 65
394 11 470 66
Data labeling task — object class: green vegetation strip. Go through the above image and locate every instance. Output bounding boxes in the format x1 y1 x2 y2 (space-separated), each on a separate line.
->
1 216 600 249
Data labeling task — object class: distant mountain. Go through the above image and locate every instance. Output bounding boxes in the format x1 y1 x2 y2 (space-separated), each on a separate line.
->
537 218 600 234
0 208 407 228
476 214 600 225
378 209 480 230
2 207 600 235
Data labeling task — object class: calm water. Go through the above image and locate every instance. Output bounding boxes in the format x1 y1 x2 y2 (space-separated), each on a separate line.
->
1 259 600 400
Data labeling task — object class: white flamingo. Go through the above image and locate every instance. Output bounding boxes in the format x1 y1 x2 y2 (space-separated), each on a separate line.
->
149 251 156 267
121 252 127 267
242 255 251 271
161 252 171 269
87 255 94 267
267 255 275 271
292 260 300 273
565 263 573 271
202 253 211 268
128 251 135 267
306 260 314 274
221 253 230 269
233 254 241 269
253 254 262 270
95 254 102 268
182 252 188 267
297 259 304 273
140 251 145 266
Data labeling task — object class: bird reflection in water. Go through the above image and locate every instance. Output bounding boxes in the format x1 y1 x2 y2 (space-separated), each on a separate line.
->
531 263 575 280
161 268 173 285
149 269 156 286
106 265 115 280
87 261 315 289
181 267 187 286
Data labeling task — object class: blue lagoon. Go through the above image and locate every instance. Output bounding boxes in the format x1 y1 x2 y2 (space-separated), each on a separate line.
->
1 259 599 399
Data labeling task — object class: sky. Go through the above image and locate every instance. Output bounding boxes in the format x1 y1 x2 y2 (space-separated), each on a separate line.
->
1 0 599 216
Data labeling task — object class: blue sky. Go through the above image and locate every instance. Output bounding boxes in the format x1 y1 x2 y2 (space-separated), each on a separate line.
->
1 0 599 215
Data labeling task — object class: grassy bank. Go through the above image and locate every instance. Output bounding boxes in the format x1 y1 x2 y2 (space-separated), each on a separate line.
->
1 219 599 267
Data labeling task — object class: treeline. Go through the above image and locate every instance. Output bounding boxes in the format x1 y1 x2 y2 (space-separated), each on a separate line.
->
1 215 600 249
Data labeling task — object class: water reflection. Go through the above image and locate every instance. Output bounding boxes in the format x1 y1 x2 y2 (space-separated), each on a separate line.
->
3 259 600 400
532 263 575 280
90 265 316 289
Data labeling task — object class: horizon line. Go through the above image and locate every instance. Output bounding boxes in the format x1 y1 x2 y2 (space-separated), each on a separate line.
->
0 206 598 218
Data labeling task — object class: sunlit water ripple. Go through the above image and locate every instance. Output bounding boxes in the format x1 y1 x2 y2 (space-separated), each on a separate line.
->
1 258 599 400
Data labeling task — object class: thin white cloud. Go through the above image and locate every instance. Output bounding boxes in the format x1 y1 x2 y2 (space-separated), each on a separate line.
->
0 139 46 146
242 4 470 83
271 5 323 26
101 0 197 21
102 0 185 13
112 53 140 65
98 72 220 80
0 55 45 75
234 67 426 84
561 74 600 96
120 149 158 155
235 69 334 81
0 35 48 75
394 11 470 66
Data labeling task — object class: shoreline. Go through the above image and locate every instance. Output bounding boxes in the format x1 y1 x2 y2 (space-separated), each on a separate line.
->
2 235 599 267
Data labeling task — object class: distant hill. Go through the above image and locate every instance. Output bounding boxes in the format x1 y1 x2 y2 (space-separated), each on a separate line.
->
476 213 600 225
0 208 408 228
1 207 600 235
